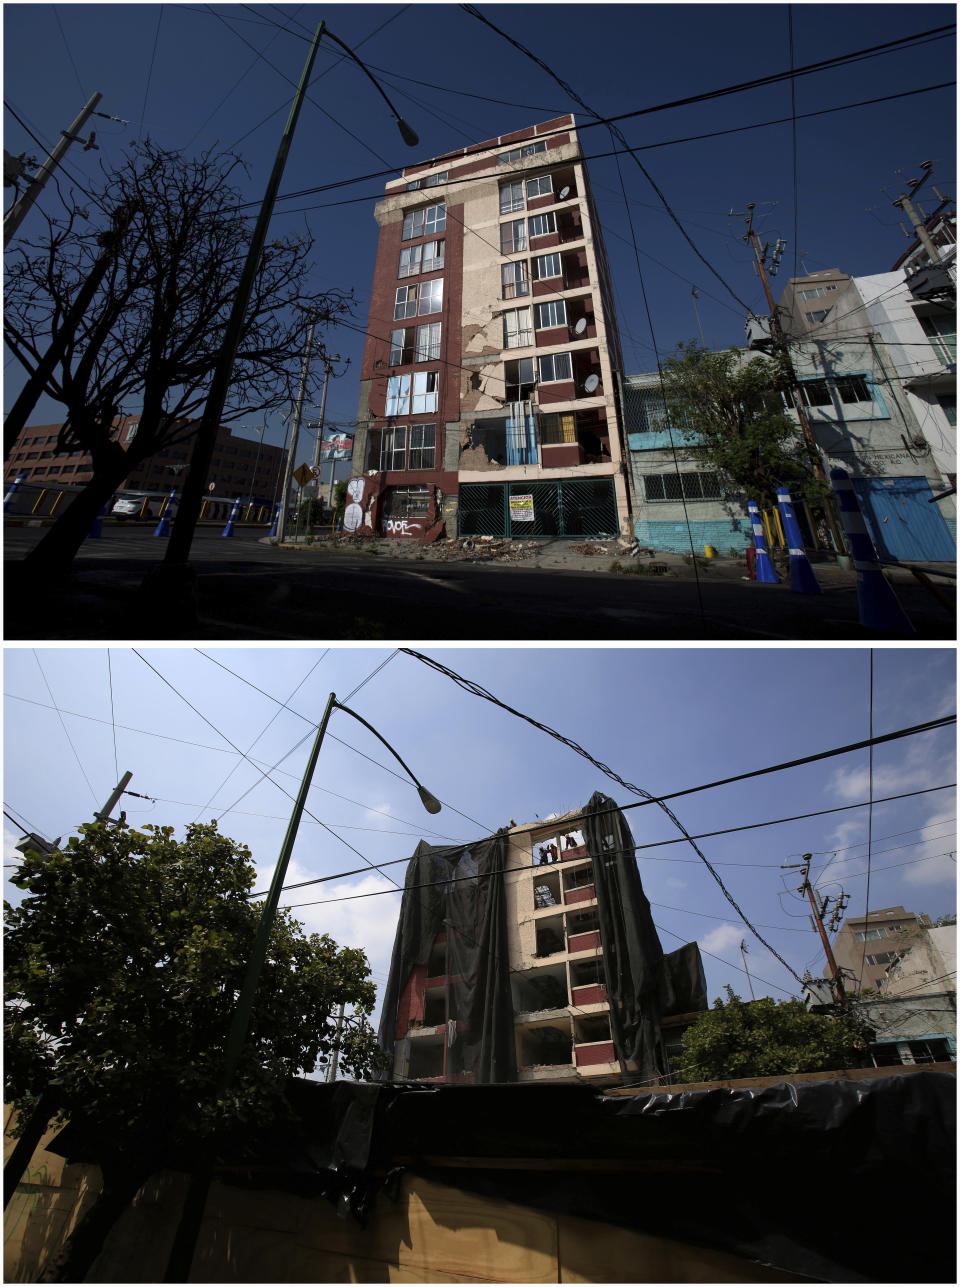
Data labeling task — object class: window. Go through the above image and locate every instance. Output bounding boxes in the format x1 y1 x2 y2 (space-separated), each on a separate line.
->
503 308 533 349
643 472 722 502
426 170 448 186
498 140 547 165
865 952 897 966
417 278 443 316
800 379 832 407
500 219 526 254
536 300 567 329
499 181 524 214
533 252 562 281
407 423 436 469
525 174 553 200
406 179 423 192
390 327 414 365
402 203 446 240
386 374 411 417
398 245 422 278
394 285 418 320
937 393 957 426
422 239 444 273
796 285 838 300
502 260 529 299
806 309 831 323
385 485 431 518
528 211 557 238
540 411 576 444
415 322 441 362
834 375 871 404
376 424 436 471
537 352 572 383
920 313 956 366
411 370 439 414
855 928 889 942
505 356 537 401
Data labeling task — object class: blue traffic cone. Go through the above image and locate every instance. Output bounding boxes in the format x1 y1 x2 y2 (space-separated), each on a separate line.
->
153 488 177 537
776 487 821 594
222 497 241 538
3 472 26 512
747 500 779 583
830 469 914 633
88 504 106 539
269 504 281 537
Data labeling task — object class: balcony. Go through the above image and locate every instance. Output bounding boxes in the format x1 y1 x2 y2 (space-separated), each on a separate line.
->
568 928 601 954
564 884 596 906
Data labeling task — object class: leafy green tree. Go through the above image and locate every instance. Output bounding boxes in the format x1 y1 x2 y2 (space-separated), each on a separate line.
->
660 341 819 508
4 819 385 1280
332 479 348 525
675 986 865 1083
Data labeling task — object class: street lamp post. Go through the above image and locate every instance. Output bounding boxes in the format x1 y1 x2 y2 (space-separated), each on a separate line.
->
163 693 439 1282
221 692 439 1086
144 21 418 616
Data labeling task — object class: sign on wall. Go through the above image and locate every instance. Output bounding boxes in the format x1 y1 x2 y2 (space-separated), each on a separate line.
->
510 494 535 522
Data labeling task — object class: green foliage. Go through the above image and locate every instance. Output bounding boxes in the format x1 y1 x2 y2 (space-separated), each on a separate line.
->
660 341 820 508
676 985 865 1083
4 820 387 1142
332 480 348 522
297 497 327 528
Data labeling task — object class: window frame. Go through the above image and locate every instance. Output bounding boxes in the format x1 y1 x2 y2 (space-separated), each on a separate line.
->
401 202 446 241
394 285 418 320
536 299 567 329
533 251 563 282
411 370 439 414
500 218 527 255
528 211 557 238
417 278 443 316
503 307 533 350
407 422 437 470
415 321 441 363
525 174 553 200
499 181 525 214
390 327 414 366
421 239 445 273
398 244 422 278
386 374 411 417
537 351 572 383
501 260 530 299
643 471 723 503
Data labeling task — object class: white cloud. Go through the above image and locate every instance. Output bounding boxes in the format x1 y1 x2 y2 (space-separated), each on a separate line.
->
699 923 742 956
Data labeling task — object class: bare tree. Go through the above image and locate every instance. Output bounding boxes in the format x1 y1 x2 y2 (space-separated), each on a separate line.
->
4 141 350 574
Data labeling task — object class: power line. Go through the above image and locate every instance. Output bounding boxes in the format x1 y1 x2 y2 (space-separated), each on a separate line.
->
32 651 99 809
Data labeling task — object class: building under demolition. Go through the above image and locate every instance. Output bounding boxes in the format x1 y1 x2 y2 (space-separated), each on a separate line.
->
378 792 707 1085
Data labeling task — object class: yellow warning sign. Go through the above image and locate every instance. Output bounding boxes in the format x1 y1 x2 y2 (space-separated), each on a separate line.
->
293 463 313 487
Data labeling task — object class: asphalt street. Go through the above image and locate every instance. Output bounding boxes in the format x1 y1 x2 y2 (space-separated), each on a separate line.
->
4 525 955 641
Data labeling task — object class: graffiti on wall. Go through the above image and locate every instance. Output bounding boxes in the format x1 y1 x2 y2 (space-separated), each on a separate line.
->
383 518 422 537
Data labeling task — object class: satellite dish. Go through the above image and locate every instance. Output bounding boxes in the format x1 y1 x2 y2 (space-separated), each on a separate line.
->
558 185 571 200
583 373 600 394
574 316 587 336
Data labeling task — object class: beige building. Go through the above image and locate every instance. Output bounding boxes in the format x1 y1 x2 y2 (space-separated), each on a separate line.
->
384 800 706 1087
352 116 630 542
831 905 933 994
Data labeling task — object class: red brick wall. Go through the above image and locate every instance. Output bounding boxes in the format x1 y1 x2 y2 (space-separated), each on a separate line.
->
564 885 596 906
568 930 601 953
576 1040 616 1067
571 983 607 1006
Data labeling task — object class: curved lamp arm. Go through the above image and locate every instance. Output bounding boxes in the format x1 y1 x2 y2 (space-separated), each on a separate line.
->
320 28 419 147
334 699 441 813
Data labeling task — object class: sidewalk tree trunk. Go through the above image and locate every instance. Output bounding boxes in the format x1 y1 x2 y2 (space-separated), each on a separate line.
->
3 141 351 576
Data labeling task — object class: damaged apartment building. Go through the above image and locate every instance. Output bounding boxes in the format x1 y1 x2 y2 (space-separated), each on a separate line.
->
377 793 708 1086
349 116 630 542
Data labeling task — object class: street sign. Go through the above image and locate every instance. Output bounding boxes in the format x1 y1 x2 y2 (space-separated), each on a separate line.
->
310 465 322 478
293 463 313 487
207 482 216 492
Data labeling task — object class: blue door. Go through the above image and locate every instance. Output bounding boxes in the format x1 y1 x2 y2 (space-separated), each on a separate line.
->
851 476 956 561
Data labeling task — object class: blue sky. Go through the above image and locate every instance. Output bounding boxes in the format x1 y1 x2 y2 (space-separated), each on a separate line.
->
4 646 956 1023
3 3 956 457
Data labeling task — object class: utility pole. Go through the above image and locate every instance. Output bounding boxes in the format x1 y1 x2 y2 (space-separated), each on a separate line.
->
309 353 339 504
4 199 139 456
783 854 845 998
739 940 756 1000
95 771 133 823
893 162 945 265
739 203 843 551
276 314 318 544
326 1002 345 1082
4 93 102 247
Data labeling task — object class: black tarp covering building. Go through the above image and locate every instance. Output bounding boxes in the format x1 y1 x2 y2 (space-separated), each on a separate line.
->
378 793 706 1084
